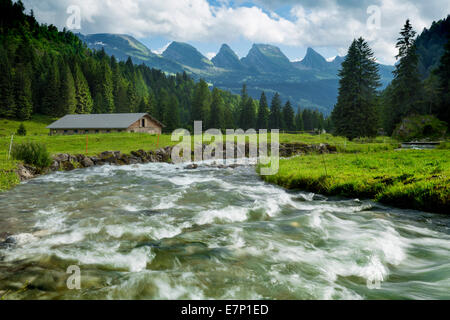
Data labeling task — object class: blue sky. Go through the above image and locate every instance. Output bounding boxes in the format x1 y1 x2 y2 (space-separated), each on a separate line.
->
22 0 450 65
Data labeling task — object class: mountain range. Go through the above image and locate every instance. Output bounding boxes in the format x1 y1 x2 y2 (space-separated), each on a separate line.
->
77 33 395 114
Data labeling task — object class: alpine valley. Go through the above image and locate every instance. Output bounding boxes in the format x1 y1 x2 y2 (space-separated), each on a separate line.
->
77 33 395 114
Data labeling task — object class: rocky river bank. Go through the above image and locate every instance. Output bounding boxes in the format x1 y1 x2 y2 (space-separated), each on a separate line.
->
14 142 337 182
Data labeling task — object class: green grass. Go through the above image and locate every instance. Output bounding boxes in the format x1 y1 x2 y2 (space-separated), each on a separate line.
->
0 114 56 136
259 149 450 214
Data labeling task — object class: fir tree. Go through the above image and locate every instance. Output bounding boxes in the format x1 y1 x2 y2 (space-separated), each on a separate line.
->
164 94 180 132
156 87 169 122
282 100 295 131
192 79 210 125
331 38 380 139
73 63 93 114
16 122 26 136
41 58 60 116
14 63 33 120
385 19 424 133
295 108 304 131
269 93 282 129
256 91 269 130
434 37 450 127
98 59 114 113
59 64 76 116
210 87 225 130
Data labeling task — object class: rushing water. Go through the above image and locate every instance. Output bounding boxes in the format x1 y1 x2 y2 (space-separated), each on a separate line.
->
0 161 449 300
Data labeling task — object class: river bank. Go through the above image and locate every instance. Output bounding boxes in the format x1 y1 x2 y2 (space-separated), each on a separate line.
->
259 149 450 214
6 142 336 186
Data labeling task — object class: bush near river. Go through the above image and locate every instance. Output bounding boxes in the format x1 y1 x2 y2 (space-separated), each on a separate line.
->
259 149 450 214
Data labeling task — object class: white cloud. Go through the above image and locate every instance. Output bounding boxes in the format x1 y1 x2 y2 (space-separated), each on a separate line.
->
22 0 450 65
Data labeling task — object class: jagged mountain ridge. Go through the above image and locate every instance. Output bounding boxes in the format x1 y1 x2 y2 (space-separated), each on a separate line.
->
76 33 395 114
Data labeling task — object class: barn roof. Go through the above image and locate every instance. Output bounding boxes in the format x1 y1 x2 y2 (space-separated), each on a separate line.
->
47 113 164 129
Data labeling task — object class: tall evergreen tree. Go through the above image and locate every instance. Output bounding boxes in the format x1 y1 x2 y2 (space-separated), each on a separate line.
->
0 45 16 118
41 58 60 115
331 37 380 139
282 100 295 131
73 63 93 114
14 63 33 120
210 87 225 130
256 91 269 130
269 93 282 129
98 59 114 113
156 87 169 122
434 37 450 127
164 94 180 132
238 84 250 129
191 79 210 125
295 108 304 131
115 80 129 113
59 64 76 116
384 19 424 133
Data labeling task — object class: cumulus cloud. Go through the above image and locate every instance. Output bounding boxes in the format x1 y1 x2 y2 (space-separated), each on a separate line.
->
22 0 450 64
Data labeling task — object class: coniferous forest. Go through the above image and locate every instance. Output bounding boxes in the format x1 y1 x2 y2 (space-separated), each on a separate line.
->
0 0 327 134
332 18 449 139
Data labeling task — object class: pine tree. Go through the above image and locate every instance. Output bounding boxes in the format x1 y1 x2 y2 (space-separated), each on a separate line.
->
256 91 269 130
191 79 210 125
434 37 450 127
295 108 304 131
282 100 295 131
59 64 76 116
115 80 129 113
98 59 114 113
385 19 424 133
73 63 93 114
14 63 33 120
269 93 282 129
41 58 60 116
238 84 249 129
210 87 225 130
302 109 311 131
164 94 180 132
331 38 380 139
240 97 256 130
156 87 169 122
16 122 26 136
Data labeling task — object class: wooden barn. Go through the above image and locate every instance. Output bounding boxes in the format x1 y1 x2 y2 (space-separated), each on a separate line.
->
47 113 164 135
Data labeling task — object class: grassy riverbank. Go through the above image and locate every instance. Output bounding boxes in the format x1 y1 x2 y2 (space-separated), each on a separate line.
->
259 149 450 214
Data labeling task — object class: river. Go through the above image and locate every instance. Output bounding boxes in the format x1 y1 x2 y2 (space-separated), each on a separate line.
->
0 161 449 299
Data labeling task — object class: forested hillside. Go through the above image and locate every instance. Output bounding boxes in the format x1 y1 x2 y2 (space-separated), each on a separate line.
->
0 0 327 133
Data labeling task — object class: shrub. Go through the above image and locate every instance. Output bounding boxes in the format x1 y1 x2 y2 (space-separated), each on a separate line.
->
392 115 447 141
11 142 52 169
16 123 27 136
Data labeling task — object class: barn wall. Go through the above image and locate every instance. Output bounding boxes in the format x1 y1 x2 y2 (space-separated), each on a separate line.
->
127 115 162 134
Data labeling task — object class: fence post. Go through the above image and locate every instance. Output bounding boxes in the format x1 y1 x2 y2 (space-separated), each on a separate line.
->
86 135 88 154
7 134 14 160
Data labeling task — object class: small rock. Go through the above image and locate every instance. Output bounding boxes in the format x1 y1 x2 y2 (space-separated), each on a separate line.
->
50 160 60 171
5 233 38 246
15 164 35 181
184 164 198 170
81 157 94 167
52 154 69 162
